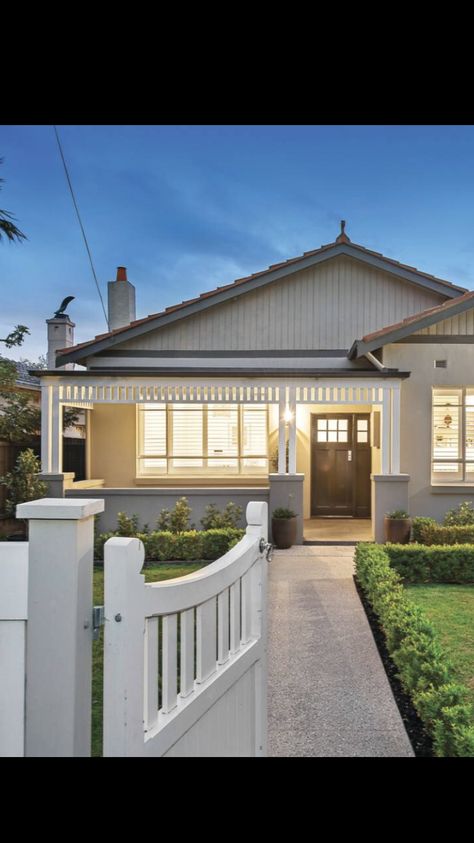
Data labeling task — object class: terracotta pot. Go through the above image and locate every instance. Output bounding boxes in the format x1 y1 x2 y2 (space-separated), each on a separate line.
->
272 517 297 549
384 517 411 544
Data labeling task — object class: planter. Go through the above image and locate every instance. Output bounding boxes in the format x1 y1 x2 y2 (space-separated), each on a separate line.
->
384 517 411 544
272 516 297 549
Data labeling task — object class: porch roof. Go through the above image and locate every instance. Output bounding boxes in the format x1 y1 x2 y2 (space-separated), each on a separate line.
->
34 366 410 379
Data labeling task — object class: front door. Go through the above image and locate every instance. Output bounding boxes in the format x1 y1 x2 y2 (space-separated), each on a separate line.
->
311 414 371 517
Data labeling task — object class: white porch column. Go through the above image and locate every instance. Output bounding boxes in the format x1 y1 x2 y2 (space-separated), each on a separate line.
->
51 385 63 474
278 390 286 474
288 385 297 474
381 386 391 474
391 385 401 474
41 384 52 474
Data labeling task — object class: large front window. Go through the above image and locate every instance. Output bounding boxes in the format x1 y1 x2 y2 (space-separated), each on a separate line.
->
137 403 268 476
432 388 474 483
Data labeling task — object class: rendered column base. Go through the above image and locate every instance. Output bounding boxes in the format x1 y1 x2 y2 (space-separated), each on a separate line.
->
268 473 305 544
371 474 410 543
39 472 75 498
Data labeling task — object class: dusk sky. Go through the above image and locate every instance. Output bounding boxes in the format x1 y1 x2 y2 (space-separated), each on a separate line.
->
2 124 474 361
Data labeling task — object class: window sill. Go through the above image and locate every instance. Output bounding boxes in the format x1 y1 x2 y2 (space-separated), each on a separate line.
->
135 476 269 488
431 484 474 494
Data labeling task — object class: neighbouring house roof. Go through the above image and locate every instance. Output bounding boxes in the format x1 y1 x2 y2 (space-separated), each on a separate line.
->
349 290 474 358
1 359 41 390
55 231 468 366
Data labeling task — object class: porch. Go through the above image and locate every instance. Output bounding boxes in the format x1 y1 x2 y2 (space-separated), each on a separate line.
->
39 375 409 542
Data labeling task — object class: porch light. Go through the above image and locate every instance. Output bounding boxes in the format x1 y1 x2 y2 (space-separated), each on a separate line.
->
284 407 293 424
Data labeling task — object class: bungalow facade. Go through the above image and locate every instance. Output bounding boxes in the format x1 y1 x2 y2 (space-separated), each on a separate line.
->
37 223 474 541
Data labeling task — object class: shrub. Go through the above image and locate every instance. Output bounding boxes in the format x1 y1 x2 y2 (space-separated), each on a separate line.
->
200 502 243 530
411 516 437 543
444 501 474 526
201 528 244 560
143 531 176 563
94 530 118 561
272 507 296 519
386 509 409 519
355 542 474 756
418 523 474 546
157 497 193 533
385 543 474 583
0 448 47 519
116 511 140 536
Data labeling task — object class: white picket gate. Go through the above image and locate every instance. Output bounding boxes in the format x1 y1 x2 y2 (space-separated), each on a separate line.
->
103 501 269 757
0 498 268 757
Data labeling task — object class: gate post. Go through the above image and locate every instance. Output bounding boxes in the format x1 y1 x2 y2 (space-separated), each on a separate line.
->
17 497 104 757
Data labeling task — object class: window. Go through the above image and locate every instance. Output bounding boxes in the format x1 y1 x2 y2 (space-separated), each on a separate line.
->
432 388 474 483
137 403 268 476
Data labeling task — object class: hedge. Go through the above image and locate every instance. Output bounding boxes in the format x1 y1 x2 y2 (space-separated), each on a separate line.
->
411 517 474 546
355 543 474 757
384 543 474 583
94 527 244 563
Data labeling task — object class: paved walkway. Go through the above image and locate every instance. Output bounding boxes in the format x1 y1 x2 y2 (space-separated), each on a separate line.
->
267 546 414 757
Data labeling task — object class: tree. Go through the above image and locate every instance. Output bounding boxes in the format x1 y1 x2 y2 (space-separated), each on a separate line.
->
0 449 47 523
0 157 27 243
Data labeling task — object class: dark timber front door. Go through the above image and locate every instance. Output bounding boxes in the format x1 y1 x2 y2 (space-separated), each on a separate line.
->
311 414 371 517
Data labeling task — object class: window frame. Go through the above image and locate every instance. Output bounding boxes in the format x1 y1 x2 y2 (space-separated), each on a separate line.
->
137 402 269 477
431 387 474 484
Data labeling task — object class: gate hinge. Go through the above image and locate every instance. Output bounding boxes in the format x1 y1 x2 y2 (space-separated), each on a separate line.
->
259 538 274 562
92 605 105 640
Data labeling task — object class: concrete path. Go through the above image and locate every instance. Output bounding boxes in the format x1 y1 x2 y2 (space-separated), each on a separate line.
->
267 546 414 757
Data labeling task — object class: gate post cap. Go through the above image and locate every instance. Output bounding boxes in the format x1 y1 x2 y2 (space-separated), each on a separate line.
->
246 501 268 527
17 498 105 520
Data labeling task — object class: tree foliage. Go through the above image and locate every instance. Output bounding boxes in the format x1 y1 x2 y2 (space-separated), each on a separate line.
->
0 158 27 243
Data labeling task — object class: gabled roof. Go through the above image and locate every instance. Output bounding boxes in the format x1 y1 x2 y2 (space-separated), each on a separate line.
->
57 227 468 366
349 290 474 358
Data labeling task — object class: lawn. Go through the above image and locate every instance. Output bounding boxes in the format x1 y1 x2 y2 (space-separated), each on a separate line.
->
92 562 207 757
405 584 474 706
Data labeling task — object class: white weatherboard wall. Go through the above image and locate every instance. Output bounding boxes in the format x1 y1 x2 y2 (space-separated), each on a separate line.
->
0 543 28 757
115 256 444 352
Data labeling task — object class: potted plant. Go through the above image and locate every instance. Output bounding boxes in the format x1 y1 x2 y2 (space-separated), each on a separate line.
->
272 507 297 549
384 509 411 544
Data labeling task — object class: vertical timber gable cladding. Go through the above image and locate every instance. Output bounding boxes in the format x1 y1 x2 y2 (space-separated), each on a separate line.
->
113 256 445 353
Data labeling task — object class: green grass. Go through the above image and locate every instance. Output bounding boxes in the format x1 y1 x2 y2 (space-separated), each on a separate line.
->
405 584 474 706
92 562 206 757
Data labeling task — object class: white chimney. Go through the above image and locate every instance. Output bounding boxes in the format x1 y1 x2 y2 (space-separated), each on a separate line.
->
107 266 136 331
47 315 75 370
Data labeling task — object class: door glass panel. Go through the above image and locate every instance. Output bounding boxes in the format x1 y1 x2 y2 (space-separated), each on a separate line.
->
328 420 338 431
338 419 348 430
317 419 327 430
328 431 338 442
317 431 327 442
338 430 348 442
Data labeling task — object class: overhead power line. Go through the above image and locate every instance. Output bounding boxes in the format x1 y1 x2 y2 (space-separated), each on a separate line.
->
53 126 109 330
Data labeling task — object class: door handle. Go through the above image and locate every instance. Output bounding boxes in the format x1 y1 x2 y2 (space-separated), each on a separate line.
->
347 450 352 461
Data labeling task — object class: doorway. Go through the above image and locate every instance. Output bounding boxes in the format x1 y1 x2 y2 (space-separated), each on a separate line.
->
310 413 371 517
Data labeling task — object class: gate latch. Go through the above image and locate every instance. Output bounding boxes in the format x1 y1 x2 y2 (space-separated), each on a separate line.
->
92 605 105 640
259 538 274 562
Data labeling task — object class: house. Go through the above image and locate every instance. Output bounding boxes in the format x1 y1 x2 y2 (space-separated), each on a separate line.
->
36 223 474 542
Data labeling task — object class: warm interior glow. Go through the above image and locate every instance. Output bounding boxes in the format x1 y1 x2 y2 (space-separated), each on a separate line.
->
283 407 293 423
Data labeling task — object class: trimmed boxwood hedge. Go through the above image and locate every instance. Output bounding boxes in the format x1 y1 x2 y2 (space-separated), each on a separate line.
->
412 518 474 546
355 542 474 757
384 543 474 583
94 527 244 564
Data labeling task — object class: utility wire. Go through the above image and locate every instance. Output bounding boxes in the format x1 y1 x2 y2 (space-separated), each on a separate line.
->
53 126 110 330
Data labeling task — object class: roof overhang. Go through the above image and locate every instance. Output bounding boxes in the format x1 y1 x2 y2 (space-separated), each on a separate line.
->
33 368 411 379
56 241 465 366
349 291 474 359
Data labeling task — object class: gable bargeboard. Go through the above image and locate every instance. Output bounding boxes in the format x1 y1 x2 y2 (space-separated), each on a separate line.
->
100 256 446 355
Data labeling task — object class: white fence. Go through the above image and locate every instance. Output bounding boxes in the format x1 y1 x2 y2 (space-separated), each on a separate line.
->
0 498 268 757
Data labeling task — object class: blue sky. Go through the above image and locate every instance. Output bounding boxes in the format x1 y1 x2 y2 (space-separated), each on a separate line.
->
2 124 474 360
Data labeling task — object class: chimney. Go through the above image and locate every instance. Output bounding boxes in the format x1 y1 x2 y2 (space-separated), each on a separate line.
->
47 315 75 369
107 266 136 331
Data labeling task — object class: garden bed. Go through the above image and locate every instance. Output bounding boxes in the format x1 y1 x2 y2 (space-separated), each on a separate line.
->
354 575 433 756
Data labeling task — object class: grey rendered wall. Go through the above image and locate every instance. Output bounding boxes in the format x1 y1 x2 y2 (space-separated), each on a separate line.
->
384 342 474 520
65 486 270 533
